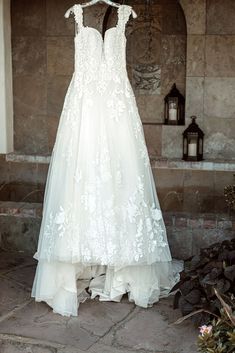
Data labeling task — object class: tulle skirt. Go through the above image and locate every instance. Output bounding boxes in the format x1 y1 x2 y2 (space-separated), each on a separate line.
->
31 258 184 316
31 74 184 316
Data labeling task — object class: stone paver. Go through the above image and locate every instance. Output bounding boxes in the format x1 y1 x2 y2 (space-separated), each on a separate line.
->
0 249 199 353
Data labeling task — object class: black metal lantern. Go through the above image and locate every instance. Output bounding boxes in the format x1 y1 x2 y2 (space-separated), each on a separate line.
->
164 83 185 125
182 116 204 161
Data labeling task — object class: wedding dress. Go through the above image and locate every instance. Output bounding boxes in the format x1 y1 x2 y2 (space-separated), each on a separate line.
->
31 3 184 317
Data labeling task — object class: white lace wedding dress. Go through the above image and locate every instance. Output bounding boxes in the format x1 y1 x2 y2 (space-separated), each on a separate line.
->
31 3 183 317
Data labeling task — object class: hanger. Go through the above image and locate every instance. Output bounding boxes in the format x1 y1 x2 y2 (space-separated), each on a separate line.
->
65 0 137 19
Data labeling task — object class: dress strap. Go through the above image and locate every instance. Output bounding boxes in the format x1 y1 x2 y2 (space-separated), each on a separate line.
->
117 5 136 32
64 4 83 34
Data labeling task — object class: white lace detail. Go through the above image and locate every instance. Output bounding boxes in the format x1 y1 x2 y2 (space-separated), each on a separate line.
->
35 4 172 267
32 3 182 318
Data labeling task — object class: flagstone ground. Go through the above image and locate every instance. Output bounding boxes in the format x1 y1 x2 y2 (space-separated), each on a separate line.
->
0 249 198 353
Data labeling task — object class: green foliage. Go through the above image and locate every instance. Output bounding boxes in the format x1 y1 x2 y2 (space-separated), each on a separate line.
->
197 310 235 353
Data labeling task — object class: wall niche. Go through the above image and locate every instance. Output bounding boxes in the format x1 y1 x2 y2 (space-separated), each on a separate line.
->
106 0 187 124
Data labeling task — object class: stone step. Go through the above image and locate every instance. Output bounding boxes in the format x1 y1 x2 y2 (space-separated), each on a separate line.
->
0 201 234 260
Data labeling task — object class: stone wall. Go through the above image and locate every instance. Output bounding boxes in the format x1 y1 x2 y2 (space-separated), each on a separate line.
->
0 201 234 258
11 0 186 155
10 0 235 160
0 0 234 217
179 0 235 161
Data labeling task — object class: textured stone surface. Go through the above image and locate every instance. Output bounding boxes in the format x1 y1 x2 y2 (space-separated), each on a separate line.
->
168 229 193 260
0 216 41 254
203 117 235 160
205 35 235 77
207 0 235 35
204 78 235 119
143 124 162 157
185 77 204 123
103 304 197 352
12 36 46 77
47 76 71 116
11 0 187 156
0 249 200 353
14 115 49 155
13 76 47 118
180 0 206 34
162 125 185 158
153 168 184 211
136 95 164 123
47 37 74 76
187 35 205 76
11 0 46 36
0 277 30 317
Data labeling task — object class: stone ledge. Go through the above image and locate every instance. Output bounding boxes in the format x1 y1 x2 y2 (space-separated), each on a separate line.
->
150 157 235 171
0 201 234 259
0 201 42 218
5 153 51 164
5 153 235 171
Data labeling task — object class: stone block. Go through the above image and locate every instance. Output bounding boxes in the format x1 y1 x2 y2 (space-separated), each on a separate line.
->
168 229 193 259
187 35 205 76
203 117 235 160
0 216 41 254
0 155 9 184
8 162 37 184
153 169 184 211
192 229 234 255
46 0 76 36
175 216 188 228
180 0 206 34
188 217 203 229
129 28 161 66
183 170 216 213
207 0 235 35
142 124 162 157
215 171 235 196
203 219 217 229
205 35 235 77
37 163 49 185
136 95 164 123
184 170 215 193
162 125 185 158
12 36 46 77
162 213 174 226
153 168 185 189
47 76 71 116
204 78 235 119
14 115 49 155
47 37 74 76
160 35 186 96
11 0 46 36
185 77 204 122
0 298 133 350
47 116 59 152
110 305 198 352
162 1 187 35
13 76 47 118
0 341 55 353
0 278 30 317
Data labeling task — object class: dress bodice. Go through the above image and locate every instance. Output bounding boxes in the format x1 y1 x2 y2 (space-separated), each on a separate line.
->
65 4 135 94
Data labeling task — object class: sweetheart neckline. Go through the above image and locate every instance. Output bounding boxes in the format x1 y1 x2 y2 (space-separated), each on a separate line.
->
75 26 126 44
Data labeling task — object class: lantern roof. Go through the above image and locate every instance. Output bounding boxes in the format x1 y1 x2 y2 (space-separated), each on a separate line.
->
183 116 204 136
164 83 185 103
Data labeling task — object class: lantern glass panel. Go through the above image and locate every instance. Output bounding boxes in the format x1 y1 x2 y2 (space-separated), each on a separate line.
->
188 134 198 157
168 97 178 122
